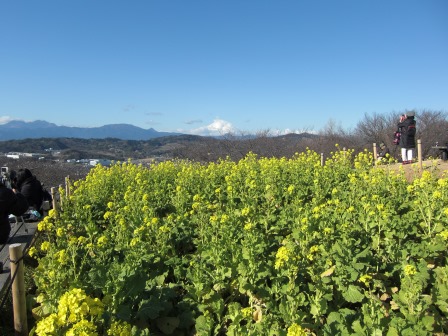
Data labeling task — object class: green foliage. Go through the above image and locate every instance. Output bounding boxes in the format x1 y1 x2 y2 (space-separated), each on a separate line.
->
30 149 448 335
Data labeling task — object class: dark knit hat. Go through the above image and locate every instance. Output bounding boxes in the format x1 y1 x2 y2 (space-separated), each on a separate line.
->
406 111 415 117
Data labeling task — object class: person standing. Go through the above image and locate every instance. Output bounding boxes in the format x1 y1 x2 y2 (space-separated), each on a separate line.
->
0 180 29 243
397 111 417 164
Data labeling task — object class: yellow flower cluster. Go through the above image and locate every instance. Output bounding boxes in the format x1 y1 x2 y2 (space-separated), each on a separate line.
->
241 307 253 318
107 320 132 336
358 274 372 286
40 241 51 252
403 264 417 276
35 313 59 335
58 288 104 324
65 320 98 336
37 216 54 232
28 246 38 258
307 245 319 261
56 249 68 264
97 235 108 246
35 288 104 336
244 220 254 231
287 322 307 336
275 246 291 270
438 230 448 240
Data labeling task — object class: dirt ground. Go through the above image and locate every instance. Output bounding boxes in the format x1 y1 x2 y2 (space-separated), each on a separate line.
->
379 159 448 182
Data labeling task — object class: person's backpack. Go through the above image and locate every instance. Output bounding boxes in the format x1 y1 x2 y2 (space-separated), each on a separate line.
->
393 131 401 145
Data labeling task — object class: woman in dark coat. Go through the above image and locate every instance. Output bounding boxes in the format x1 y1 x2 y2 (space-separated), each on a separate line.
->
397 111 417 164
0 181 28 243
14 168 44 213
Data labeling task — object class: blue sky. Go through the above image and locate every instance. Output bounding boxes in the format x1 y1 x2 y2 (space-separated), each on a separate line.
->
1 1 447 136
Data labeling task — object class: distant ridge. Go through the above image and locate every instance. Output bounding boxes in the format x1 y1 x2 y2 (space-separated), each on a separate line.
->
0 120 181 140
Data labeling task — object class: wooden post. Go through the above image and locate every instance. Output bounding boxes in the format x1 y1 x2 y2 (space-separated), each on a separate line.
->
417 139 423 171
373 143 377 166
65 176 71 199
10 243 28 335
51 187 57 212
321 153 324 166
59 184 63 207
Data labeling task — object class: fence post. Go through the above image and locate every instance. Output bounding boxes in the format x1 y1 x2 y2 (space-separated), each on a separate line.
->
51 187 57 213
59 184 63 208
373 143 377 166
417 139 423 171
321 153 324 166
65 176 71 199
10 243 28 336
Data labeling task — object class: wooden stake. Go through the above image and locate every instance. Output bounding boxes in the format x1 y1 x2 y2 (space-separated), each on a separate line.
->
51 187 57 212
65 176 71 199
418 139 423 171
10 243 28 335
373 143 377 166
59 184 63 208
321 153 324 166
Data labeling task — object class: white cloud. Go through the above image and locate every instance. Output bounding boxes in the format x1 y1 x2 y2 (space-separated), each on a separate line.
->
175 119 315 137
0 116 15 124
270 128 316 136
184 118 236 136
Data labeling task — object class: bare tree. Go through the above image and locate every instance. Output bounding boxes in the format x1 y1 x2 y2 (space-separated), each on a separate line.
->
354 109 448 160
414 109 448 158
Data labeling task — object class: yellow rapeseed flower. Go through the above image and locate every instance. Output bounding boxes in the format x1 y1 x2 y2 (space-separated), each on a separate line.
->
56 228 64 237
107 320 132 336
404 264 417 276
35 313 58 335
28 246 37 258
438 230 448 240
241 307 252 319
65 319 98 336
274 246 290 270
97 236 108 246
287 323 307 336
40 241 51 252
358 274 372 286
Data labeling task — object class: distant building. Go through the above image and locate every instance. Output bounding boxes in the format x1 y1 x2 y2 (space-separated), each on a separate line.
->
89 159 111 166
5 152 45 159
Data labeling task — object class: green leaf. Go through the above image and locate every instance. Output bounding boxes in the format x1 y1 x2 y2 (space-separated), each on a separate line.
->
131 326 151 336
352 320 366 336
342 285 365 303
372 329 383 336
386 327 400 336
156 316 180 335
116 304 133 320
136 298 164 320
195 315 214 336
326 311 342 325
310 303 320 317
242 247 251 260
421 315 434 331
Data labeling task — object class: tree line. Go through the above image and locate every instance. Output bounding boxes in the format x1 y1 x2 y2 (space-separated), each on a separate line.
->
0 109 446 162
173 109 448 162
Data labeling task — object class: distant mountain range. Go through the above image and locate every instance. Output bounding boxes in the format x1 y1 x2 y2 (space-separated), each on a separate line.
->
0 120 181 141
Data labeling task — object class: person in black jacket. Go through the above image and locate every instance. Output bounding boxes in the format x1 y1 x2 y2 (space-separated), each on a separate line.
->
13 168 44 214
377 142 391 162
0 181 29 243
397 111 417 164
